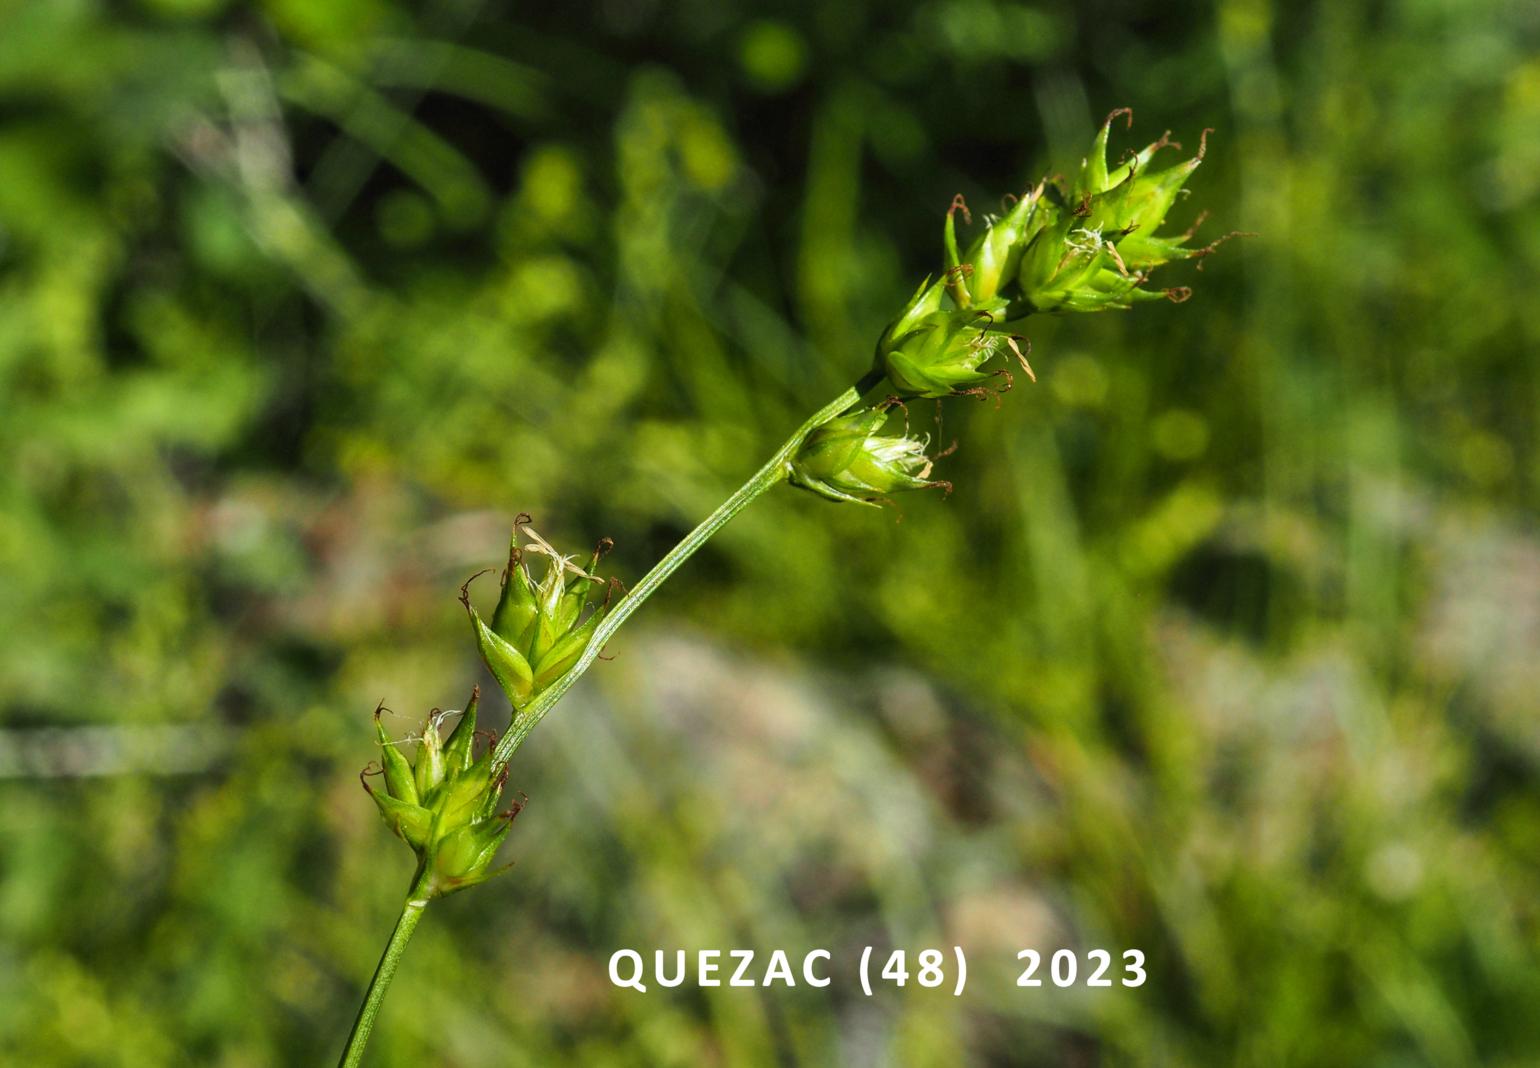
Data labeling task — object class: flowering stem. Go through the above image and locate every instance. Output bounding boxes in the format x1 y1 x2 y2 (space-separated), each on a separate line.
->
336 873 432 1068
492 375 877 766
338 379 874 1067
343 111 1221 1066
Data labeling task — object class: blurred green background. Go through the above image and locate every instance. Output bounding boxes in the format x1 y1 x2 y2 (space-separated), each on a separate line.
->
2 0 1538 1064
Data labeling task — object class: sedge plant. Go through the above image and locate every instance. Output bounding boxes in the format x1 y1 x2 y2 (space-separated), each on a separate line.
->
337 111 1235 1065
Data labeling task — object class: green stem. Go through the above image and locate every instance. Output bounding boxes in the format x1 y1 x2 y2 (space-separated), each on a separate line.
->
492 376 875 766
340 377 876 1066
337 875 432 1068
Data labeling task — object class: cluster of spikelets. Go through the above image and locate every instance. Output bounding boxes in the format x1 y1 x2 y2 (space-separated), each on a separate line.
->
363 112 1226 890
365 518 618 897
460 518 617 716
787 108 1234 507
363 689 519 897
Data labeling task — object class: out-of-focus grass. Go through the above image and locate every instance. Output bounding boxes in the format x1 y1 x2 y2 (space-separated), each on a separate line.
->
1 1 1537 1064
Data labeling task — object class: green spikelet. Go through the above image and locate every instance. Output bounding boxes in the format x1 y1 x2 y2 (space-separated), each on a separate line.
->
789 405 950 506
462 521 616 714
362 687 521 898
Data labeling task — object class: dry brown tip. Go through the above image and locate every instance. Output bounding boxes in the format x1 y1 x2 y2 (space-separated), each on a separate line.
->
1194 128 1212 162
1105 107 1134 130
459 567 495 608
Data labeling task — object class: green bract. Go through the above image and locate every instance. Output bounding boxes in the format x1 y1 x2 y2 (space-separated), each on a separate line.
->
875 110 1222 398
1015 110 1214 312
875 276 1006 398
462 522 614 713
363 690 520 898
789 406 947 506
1015 217 1172 313
943 188 1049 308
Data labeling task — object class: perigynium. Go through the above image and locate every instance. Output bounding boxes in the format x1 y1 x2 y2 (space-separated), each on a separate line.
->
336 111 1235 1066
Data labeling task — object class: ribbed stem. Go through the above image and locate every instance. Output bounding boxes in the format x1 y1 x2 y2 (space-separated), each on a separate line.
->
492 377 875 765
340 377 877 1066
336 874 432 1068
